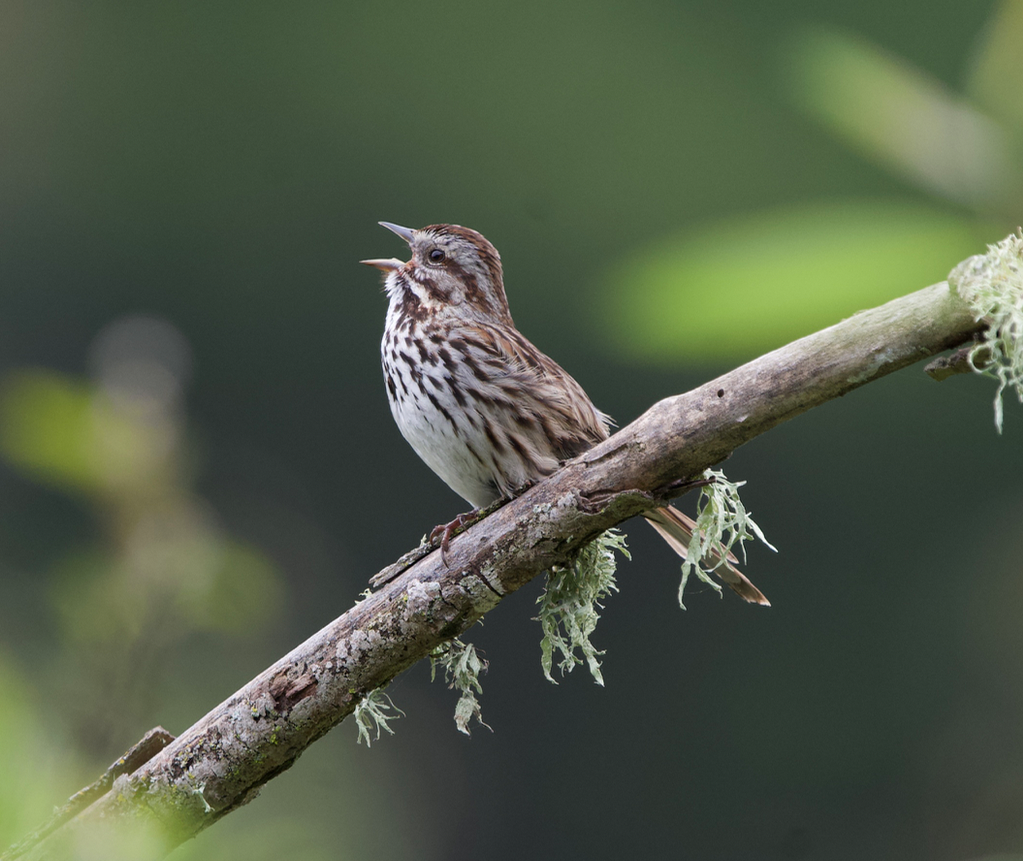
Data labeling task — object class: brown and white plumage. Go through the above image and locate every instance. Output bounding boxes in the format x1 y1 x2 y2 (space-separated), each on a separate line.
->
363 222 768 605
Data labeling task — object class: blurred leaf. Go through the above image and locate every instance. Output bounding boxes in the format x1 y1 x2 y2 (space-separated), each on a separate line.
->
0 371 107 493
44 820 170 861
0 657 79 848
783 25 1023 214
599 200 980 362
966 0 1023 134
0 370 173 497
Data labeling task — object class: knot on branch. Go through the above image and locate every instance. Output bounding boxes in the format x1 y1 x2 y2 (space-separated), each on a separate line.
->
267 669 318 714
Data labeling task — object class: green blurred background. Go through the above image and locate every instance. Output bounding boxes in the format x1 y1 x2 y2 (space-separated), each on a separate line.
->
2 0 1022 858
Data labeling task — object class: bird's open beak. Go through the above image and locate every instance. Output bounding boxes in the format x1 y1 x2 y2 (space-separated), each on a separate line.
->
360 257 405 272
379 221 416 244
361 222 416 270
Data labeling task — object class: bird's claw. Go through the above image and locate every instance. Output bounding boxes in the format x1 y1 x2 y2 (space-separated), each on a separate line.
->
429 511 478 567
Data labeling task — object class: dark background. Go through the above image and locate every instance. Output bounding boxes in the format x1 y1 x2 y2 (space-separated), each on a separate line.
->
1 1 1021 859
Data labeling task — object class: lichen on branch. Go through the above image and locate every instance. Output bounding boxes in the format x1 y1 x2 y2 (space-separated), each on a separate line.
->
535 529 629 686
353 690 404 746
949 229 1023 431
679 470 776 608
430 638 490 735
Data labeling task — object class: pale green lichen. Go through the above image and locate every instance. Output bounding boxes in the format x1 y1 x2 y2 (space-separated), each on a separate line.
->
353 689 404 746
679 470 776 609
535 529 629 686
430 638 490 735
949 229 1023 432
190 780 214 814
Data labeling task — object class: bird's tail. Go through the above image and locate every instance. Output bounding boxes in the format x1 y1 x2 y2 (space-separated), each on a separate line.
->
643 505 770 606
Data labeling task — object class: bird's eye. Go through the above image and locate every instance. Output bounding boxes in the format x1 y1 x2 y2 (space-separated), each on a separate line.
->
428 248 446 263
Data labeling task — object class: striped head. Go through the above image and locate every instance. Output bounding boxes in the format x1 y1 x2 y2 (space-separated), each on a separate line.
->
361 222 513 327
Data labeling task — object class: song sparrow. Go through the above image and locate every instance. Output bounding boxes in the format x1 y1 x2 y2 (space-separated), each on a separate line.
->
362 222 768 605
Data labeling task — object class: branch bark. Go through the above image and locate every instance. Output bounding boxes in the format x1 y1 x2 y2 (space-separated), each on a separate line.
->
12 280 982 859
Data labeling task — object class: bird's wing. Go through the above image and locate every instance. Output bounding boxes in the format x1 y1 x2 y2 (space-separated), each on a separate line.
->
449 322 612 460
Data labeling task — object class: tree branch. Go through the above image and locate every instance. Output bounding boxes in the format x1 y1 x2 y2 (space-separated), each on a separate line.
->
11 280 983 859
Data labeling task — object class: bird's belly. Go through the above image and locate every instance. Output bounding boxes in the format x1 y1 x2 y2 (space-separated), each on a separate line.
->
384 366 503 509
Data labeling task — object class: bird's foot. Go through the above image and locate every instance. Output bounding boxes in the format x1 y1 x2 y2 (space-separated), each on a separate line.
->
429 510 479 567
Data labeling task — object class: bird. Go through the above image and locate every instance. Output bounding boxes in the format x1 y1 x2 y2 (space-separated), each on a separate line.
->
362 221 768 605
